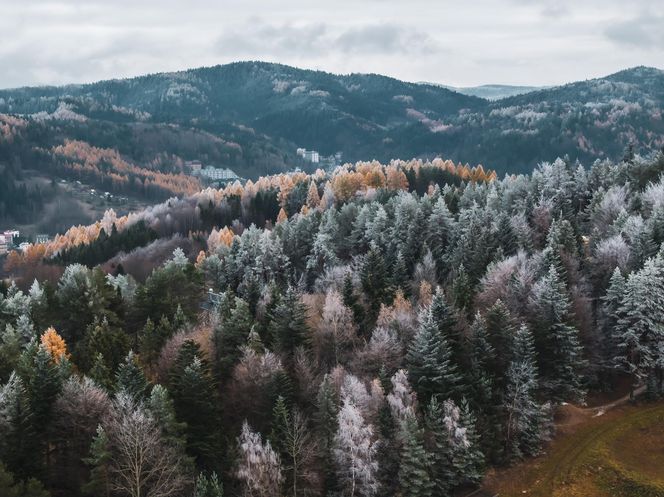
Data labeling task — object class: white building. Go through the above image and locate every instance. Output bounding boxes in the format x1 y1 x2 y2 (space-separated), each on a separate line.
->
198 166 240 182
297 148 321 164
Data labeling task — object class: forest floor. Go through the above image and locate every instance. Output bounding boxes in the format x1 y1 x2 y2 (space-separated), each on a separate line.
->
480 395 664 497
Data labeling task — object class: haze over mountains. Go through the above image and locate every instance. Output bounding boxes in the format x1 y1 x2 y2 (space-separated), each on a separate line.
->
1 61 663 181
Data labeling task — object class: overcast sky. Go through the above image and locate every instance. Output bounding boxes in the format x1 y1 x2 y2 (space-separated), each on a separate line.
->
1 0 663 89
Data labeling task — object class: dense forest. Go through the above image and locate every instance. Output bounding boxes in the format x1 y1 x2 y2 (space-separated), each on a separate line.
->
1 151 664 497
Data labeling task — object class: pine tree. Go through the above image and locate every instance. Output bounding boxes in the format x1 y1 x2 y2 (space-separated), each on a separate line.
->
83 425 111 497
268 288 310 358
426 197 456 279
170 354 222 470
216 297 253 379
456 398 484 486
194 472 223 497
406 305 462 404
89 353 114 392
423 397 453 497
148 384 188 453
361 246 392 331
599 267 626 382
504 325 550 461
398 415 434 497
531 265 585 402
614 256 664 396
115 351 148 402
451 264 473 313
375 402 399 497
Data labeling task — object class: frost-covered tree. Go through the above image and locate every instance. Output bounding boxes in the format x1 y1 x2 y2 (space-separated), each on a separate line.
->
236 421 283 497
406 305 462 404
334 397 378 497
504 325 551 460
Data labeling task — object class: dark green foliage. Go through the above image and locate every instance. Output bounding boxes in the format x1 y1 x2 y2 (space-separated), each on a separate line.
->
169 342 222 470
267 288 310 358
194 472 223 497
398 416 434 497
360 246 392 331
115 351 149 402
406 305 463 404
88 353 114 392
51 221 158 268
0 462 50 497
214 297 253 379
82 426 110 497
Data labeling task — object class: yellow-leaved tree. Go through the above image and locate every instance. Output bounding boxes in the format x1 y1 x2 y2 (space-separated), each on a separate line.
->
41 327 69 363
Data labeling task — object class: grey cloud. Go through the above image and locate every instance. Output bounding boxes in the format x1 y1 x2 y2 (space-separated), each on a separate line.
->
605 15 664 49
334 24 439 55
216 20 439 59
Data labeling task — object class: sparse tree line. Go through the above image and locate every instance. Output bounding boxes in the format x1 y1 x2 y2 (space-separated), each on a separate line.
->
1 150 664 496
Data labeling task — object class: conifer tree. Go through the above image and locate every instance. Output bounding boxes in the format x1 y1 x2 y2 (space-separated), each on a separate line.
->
217 297 253 379
531 265 585 402
504 325 550 460
115 351 149 402
361 246 392 331
406 305 462 404
268 288 310 358
456 398 484 486
423 397 453 497
426 197 456 278
398 415 434 497
89 352 114 392
171 355 222 470
194 472 223 497
83 425 111 497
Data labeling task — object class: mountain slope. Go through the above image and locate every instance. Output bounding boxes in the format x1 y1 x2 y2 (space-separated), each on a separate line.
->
0 62 663 176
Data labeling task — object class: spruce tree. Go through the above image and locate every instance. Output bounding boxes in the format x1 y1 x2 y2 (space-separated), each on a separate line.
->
115 351 148 402
170 354 222 470
89 352 114 392
83 425 111 497
268 288 310 358
406 305 462 404
424 397 453 497
398 415 434 497
361 245 392 330
532 265 585 402
504 325 550 461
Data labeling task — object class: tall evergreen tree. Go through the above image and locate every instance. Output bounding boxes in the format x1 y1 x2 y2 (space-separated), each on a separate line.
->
406 305 463 404
398 415 434 497
115 351 148 402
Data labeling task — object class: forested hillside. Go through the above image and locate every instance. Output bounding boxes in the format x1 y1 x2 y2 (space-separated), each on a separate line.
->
1 62 662 176
1 150 664 497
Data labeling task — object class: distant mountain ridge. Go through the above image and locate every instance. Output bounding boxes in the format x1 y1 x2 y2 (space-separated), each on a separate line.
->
0 62 663 177
427 83 545 100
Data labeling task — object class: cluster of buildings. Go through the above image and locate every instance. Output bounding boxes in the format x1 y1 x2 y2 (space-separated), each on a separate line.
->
185 161 242 185
296 148 343 170
0 230 50 256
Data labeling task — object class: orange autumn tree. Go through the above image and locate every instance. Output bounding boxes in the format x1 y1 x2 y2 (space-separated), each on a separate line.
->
41 327 70 364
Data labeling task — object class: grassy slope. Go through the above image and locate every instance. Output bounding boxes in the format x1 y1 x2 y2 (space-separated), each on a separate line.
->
483 401 664 497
